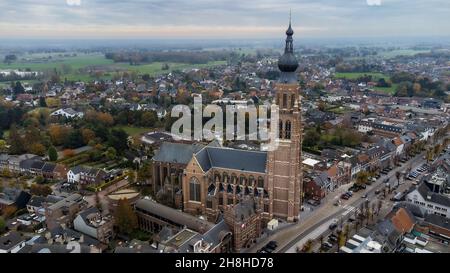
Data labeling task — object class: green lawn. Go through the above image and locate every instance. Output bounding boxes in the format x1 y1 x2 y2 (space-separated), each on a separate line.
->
334 72 397 94
114 126 150 136
335 72 388 80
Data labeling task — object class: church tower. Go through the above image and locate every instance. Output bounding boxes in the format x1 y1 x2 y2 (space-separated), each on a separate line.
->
267 17 303 222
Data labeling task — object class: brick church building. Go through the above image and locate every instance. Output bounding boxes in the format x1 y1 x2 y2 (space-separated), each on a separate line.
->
181 19 303 225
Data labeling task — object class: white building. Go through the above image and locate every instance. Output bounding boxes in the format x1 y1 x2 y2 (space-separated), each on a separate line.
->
51 108 84 119
406 183 450 218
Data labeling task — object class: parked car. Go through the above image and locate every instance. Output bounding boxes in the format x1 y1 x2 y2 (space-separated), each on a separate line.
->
329 223 338 230
266 241 278 250
362 193 368 198
307 199 320 206
322 241 333 249
328 235 338 243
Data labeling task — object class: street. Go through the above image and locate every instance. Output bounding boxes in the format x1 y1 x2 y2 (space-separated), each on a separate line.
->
247 149 427 253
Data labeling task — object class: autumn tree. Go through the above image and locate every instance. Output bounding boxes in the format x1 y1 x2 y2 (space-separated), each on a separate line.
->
114 198 138 235
2 205 17 219
0 216 5 233
63 149 75 158
356 171 369 185
49 124 71 146
81 128 96 145
29 143 46 156
137 162 152 184
30 184 52 197
8 124 25 154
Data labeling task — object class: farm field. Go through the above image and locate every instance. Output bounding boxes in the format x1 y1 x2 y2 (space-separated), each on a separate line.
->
377 49 430 58
0 52 227 83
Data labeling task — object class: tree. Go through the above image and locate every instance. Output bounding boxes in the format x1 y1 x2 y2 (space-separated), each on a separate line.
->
34 175 46 184
8 124 25 154
137 162 152 184
30 184 52 196
161 63 170 70
63 149 75 158
0 216 5 234
0 139 7 152
48 146 58 161
64 129 84 148
3 54 17 64
356 171 369 185
49 124 71 146
29 143 46 156
302 239 313 253
128 171 136 184
13 81 25 95
426 148 433 163
108 129 129 153
81 128 96 145
395 171 401 186
140 111 158 127
2 205 17 219
114 199 138 235
39 96 47 107
105 147 117 161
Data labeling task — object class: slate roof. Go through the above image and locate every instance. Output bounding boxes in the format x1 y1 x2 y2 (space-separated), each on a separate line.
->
135 198 214 233
69 165 88 175
0 232 24 251
424 214 450 230
416 183 450 207
195 147 267 173
153 142 204 164
313 172 331 188
42 162 56 173
230 198 257 221
201 219 231 248
28 196 47 208
30 160 45 170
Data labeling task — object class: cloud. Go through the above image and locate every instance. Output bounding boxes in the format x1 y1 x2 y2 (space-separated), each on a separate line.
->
0 0 449 38
66 0 81 6
366 0 381 6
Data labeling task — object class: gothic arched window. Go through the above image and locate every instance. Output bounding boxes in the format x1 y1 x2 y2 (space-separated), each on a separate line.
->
285 120 291 139
189 177 201 202
282 93 287 108
279 120 283 139
291 94 295 108
257 177 264 188
239 175 246 185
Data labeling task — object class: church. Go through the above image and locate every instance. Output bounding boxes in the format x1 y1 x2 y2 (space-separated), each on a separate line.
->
152 19 303 226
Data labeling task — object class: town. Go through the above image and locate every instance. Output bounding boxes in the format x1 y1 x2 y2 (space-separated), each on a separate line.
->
1 15 450 255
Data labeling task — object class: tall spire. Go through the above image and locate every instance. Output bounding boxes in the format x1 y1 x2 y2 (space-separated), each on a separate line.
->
278 12 299 83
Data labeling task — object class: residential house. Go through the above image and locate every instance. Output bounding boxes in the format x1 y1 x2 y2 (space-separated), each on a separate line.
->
304 172 331 201
51 108 84 119
73 207 114 244
45 194 86 230
0 232 26 253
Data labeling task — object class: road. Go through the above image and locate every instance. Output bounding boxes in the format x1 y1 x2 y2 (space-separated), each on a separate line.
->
246 150 426 253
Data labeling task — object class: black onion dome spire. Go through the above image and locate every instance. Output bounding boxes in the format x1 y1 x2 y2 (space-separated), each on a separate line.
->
278 14 298 74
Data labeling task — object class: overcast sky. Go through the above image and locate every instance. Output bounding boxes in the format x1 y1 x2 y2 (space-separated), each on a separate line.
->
0 0 449 39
